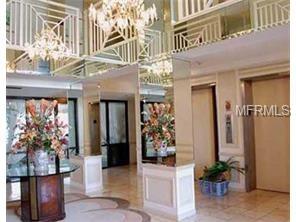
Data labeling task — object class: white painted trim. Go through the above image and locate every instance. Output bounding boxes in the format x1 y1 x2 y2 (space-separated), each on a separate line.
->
190 74 217 86
238 62 290 78
6 76 83 90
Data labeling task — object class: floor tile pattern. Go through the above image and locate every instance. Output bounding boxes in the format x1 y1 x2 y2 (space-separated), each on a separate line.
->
7 165 290 222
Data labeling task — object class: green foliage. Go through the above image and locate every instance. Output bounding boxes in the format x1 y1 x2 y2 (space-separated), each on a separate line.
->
201 157 245 182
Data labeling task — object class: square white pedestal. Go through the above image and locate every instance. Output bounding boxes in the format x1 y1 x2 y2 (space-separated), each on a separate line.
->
70 155 103 194
143 163 196 221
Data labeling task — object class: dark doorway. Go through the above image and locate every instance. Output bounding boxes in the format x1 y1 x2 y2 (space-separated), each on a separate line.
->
100 100 129 168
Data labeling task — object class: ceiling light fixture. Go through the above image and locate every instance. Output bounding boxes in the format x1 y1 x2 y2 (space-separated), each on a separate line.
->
25 29 71 61
6 61 16 73
148 60 172 76
89 0 157 40
141 59 173 87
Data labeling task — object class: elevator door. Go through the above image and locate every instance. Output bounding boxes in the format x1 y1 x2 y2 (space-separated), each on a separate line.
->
252 77 290 192
192 87 218 178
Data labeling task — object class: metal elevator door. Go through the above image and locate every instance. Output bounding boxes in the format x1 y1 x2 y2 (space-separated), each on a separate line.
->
252 77 290 192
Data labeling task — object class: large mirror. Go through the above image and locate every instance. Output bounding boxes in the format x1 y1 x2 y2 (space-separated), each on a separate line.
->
139 58 176 166
6 86 80 176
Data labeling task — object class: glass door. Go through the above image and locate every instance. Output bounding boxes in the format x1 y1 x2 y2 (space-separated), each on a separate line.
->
100 100 129 168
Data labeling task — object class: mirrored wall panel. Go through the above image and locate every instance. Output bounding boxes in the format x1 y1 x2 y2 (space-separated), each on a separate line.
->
6 86 82 177
139 57 176 166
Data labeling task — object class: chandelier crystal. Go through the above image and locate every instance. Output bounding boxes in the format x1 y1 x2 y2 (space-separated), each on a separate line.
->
148 60 172 76
6 61 16 73
89 0 157 37
141 59 173 87
25 29 71 61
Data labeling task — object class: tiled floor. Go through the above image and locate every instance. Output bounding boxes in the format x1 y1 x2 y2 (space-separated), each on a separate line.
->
88 165 290 222
7 164 290 222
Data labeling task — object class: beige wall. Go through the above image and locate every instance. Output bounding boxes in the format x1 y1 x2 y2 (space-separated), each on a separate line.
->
217 71 240 149
128 96 137 164
189 62 289 191
173 59 194 165
82 85 99 156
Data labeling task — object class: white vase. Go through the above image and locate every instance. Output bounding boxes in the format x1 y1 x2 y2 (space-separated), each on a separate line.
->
33 150 49 175
157 142 168 157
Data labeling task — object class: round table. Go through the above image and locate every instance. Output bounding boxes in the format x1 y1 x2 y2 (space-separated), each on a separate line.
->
7 160 79 222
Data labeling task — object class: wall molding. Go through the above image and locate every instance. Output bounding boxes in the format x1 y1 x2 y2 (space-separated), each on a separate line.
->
238 62 289 79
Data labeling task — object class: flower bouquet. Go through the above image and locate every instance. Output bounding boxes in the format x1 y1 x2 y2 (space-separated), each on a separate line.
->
142 103 175 153
11 99 68 173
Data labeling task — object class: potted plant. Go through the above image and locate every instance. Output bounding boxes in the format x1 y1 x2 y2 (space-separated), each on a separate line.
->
198 157 245 196
141 103 175 156
11 99 68 174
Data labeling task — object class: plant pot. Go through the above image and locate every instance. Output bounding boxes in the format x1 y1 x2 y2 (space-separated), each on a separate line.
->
198 179 229 197
33 150 49 175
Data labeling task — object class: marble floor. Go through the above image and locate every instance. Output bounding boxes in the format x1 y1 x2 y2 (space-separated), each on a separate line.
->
89 165 290 222
7 164 290 222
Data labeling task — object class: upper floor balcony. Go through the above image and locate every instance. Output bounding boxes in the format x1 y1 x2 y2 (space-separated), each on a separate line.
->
6 0 81 56
85 0 289 65
5 0 290 78
6 0 83 76
171 0 289 53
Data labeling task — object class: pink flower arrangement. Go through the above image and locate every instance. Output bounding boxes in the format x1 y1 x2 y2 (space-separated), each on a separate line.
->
142 103 175 150
11 99 68 157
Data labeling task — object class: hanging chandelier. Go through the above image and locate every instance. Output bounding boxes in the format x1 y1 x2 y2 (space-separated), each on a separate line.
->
148 60 172 76
89 0 157 37
141 59 173 87
6 61 16 73
25 29 71 61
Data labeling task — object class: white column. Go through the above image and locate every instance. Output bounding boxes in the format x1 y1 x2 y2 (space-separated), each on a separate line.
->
135 73 143 174
70 155 103 194
70 85 103 194
142 59 196 220
173 58 194 165
143 163 196 220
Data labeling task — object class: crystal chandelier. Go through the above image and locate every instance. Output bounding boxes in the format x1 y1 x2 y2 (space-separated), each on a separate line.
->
25 29 71 61
148 60 172 76
6 61 16 73
89 0 157 37
141 59 173 87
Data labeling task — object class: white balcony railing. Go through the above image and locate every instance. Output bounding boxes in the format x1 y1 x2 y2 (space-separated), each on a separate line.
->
6 0 80 57
177 0 214 21
171 0 289 53
172 15 222 52
138 29 163 61
253 0 289 28
86 2 165 64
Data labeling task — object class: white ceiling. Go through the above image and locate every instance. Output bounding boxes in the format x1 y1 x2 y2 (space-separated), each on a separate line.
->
173 24 290 75
6 86 82 98
82 64 138 87
7 73 81 83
